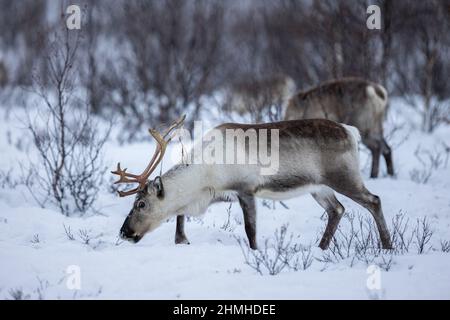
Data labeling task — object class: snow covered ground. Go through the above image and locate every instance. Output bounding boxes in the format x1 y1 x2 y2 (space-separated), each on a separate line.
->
0 97 449 299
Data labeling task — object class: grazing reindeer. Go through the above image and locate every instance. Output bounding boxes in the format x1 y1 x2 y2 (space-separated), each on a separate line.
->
285 77 393 178
113 116 392 250
225 74 296 122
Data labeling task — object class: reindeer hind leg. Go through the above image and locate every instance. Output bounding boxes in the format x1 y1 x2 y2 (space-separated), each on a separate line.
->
312 188 345 250
328 174 392 249
347 188 392 249
381 138 394 176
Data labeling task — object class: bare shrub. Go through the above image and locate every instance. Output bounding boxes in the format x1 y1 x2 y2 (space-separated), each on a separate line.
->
413 217 434 254
0 169 18 189
30 234 40 244
63 224 75 241
390 211 414 254
318 211 434 268
409 145 449 184
23 29 110 216
7 277 50 300
318 213 385 267
237 224 313 275
378 254 395 272
220 203 235 232
78 229 92 245
104 0 225 138
384 115 411 152
392 1 450 133
440 240 450 253
291 244 314 271
378 213 433 255
261 200 275 210
77 228 104 249
318 212 365 265
261 200 289 211
8 288 30 300
353 215 384 265
34 277 50 300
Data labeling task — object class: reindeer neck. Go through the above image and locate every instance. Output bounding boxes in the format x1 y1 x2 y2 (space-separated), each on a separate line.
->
160 163 210 213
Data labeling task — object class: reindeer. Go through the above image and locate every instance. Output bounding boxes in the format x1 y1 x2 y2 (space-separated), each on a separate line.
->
112 116 392 250
284 77 393 178
225 74 296 122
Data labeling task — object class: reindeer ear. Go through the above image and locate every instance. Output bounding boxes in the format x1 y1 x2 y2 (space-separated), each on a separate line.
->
153 176 164 198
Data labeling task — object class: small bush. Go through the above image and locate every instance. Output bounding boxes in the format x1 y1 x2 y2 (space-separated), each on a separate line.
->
220 203 235 232
237 224 313 275
23 30 110 216
440 240 450 253
8 288 30 300
414 217 434 254
63 224 75 241
318 211 434 268
0 169 18 189
409 145 449 184
30 234 40 244
391 211 414 254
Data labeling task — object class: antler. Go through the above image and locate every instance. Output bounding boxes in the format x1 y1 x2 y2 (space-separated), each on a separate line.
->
112 115 186 197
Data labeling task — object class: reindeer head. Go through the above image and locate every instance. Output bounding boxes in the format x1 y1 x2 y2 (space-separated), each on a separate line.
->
112 116 185 243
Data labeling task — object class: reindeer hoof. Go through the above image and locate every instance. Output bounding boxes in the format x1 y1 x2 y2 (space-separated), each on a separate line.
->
249 242 258 250
175 235 190 245
382 242 393 250
319 242 329 251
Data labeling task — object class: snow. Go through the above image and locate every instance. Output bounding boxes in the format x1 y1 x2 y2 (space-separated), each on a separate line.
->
0 96 449 300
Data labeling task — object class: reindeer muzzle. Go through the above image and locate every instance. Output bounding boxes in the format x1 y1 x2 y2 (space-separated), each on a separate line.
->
120 215 142 243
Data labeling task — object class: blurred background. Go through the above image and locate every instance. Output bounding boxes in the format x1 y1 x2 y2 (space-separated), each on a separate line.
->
0 0 449 138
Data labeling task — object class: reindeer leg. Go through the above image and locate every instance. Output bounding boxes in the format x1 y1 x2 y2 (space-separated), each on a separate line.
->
364 137 382 178
327 172 392 250
347 189 392 249
175 215 190 245
312 189 345 250
381 138 394 176
237 192 257 250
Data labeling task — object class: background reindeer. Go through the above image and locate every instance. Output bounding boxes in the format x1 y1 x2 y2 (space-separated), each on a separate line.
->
112 116 392 251
284 77 393 178
224 74 296 123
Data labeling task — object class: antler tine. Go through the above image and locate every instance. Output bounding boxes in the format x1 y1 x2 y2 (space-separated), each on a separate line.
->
117 187 141 198
111 163 140 182
138 114 186 181
138 115 185 181
111 115 186 197
161 114 186 140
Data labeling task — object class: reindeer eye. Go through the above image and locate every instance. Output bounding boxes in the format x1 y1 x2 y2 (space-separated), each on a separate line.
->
137 201 146 209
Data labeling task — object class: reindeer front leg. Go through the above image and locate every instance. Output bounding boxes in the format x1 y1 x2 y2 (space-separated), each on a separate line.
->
175 215 190 245
237 192 257 250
